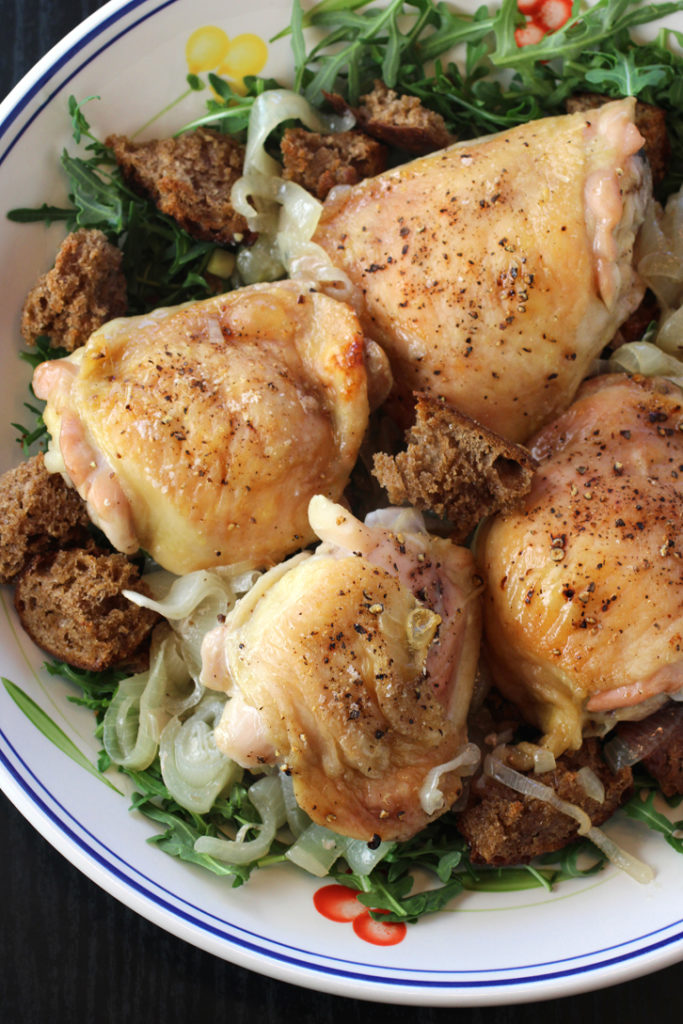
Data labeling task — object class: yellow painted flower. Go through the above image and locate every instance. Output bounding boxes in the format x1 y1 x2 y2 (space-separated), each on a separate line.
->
185 26 230 74
185 26 268 91
218 34 268 79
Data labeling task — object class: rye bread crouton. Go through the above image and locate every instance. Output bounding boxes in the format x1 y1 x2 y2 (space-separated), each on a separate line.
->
372 394 536 541
457 739 633 866
281 127 388 199
642 727 683 796
14 547 160 671
107 129 248 245
617 704 683 798
611 288 660 348
0 454 90 584
326 80 455 155
565 93 671 185
21 229 127 352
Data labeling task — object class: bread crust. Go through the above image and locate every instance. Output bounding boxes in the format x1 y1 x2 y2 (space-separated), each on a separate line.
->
107 128 248 245
281 127 387 199
21 229 127 352
372 394 536 541
457 739 633 865
326 80 455 155
0 453 90 583
14 547 159 671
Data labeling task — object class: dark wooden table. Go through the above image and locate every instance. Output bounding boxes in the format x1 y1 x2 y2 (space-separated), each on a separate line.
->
0 1 681 1021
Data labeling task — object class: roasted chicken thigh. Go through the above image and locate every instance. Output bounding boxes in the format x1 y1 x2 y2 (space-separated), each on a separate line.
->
200 496 482 841
33 281 386 574
313 99 650 441
477 374 683 755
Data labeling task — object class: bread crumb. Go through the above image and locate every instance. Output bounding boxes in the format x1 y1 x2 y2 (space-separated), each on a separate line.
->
107 128 248 245
14 547 160 672
372 394 536 541
0 454 90 583
21 229 127 352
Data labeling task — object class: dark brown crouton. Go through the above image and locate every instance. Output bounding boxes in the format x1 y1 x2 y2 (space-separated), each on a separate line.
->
618 703 683 798
457 740 633 866
642 733 683 797
107 129 248 245
21 229 127 352
372 394 536 541
326 81 455 155
0 454 90 584
281 127 388 200
14 547 160 672
610 288 661 348
565 93 671 184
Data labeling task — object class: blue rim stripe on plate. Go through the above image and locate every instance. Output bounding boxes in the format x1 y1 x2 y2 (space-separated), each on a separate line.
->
0 0 682 997
2 724 683 991
0 0 179 166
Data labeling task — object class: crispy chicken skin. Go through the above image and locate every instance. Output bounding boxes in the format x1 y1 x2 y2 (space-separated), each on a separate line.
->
33 282 386 574
313 99 650 442
476 374 683 756
200 497 482 841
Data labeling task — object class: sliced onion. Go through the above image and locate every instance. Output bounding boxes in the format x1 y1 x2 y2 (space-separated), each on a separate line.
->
102 675 156 769
125 566 259 678
124 568 236 619
514 741 557 774
657 305 683 357
232 88 349 233
485 754 654 883
419 742 481 815
285 822 351 877
609 340 683 382
159 694 241 813
604 703 683 772
345 838 393 876
236 234 285 284
278 771 310 839
230 89 356 289
194 774 286 864
103 626 196 769
586 827 654 884
484 753 592 834
577 766 605 804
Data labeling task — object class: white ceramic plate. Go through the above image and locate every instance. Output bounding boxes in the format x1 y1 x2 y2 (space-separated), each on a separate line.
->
1 0 682 1006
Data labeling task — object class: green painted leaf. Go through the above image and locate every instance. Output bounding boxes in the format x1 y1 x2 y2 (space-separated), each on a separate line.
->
2 677 123 795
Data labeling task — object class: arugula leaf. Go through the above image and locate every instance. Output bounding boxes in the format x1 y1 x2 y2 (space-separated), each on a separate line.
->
7 204 72 225
8 99 220 316
625 789 683 854
177 74 282 136
137 803 254 884
1 677 123 794
43 659 127 718
360 877 465 922
584 50 669 93
288 0 683 193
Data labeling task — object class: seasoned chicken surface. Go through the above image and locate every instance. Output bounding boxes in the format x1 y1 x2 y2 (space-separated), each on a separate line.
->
201 497 482 841
33 281 385 574
476 374 683 756
313 99 650 441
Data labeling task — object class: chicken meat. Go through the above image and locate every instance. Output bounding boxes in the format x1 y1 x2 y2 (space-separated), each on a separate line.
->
312 99 651 441
476 373 683 756
200 496 482 841
33 281 390 574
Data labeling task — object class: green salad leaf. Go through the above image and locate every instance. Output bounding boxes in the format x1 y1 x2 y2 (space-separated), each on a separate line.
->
285 0 683 193
5 0 683 925
625 788 683 854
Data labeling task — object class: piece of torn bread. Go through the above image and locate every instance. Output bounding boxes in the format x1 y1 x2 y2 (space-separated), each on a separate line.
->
372 393 536 541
